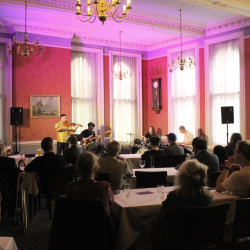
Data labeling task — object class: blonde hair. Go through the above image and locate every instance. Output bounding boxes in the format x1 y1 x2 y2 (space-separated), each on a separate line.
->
76 152 98 180
174 160 213 202
0 144 6 157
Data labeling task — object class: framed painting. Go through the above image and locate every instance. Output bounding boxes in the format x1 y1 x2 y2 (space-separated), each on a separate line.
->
30 95 60 118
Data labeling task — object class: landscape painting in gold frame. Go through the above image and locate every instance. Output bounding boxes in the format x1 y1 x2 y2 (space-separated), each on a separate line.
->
30 95 60 118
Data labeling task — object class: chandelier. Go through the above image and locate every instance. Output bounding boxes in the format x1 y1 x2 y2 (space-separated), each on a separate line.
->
112 31 132 81
8 0 43 57
75 0 132 25
168 9 195 73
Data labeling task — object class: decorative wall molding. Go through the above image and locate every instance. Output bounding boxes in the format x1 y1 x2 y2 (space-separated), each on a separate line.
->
0 18 16 33
207 15 250 35
1 0 206 36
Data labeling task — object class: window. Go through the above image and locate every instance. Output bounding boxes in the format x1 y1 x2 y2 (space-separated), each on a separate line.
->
71 47 104 136
110 51 142 141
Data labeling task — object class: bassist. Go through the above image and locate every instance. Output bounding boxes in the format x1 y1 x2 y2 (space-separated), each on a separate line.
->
80 122 104 155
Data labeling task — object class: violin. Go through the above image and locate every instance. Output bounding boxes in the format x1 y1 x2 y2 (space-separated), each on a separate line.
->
63 122 83 127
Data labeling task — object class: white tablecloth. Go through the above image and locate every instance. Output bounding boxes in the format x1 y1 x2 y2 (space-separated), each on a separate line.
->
0 237 18 250
130 168 178 188
110 187 239 250
120 154 142 169
8 155 35 166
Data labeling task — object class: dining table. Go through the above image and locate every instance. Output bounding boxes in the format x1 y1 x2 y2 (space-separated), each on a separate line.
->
8 154 36 166
0 237 18 250
120 154 142 169
110 186 239 250
130 167 178 188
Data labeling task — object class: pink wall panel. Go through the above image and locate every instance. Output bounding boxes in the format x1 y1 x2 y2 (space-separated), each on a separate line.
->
199 47 206 137
12 46 71 141
245 37 250 139
147 56 168 136
104 55 111 133
142 59 148 135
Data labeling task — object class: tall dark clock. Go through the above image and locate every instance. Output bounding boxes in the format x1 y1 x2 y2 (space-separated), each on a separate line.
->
151 78 162 114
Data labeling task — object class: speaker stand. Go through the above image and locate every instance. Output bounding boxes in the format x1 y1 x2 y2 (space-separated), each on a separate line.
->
14 125 19 155
226 123 229 145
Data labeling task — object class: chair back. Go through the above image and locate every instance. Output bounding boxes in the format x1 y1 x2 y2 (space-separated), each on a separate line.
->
231 198 250 244
49 166 74 192
157 203 230 250
206 171 222 188
65 155 78 165
25 154 35 158
167 154 186 167
96 173 110 183
48 198 117 250
145 155 167 168
135 171 167 188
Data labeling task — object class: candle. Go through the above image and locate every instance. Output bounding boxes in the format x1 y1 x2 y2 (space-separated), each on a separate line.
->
77 0 81 4
88 6 90 15
127 0 130 7
87 0 90 4
37 38 39 44
41 44 43 49
13 36 15 43
77 6 80 13
123 5 126 14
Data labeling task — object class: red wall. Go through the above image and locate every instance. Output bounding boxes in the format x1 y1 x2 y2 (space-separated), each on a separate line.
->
12 46 71 141
147 56 168 136
199 47 206 137
245 37 250 139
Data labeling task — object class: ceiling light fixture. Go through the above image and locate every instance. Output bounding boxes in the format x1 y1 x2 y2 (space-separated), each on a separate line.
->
112 31 132 81
75 0 132 25
7 0 43 57
168 9 195 73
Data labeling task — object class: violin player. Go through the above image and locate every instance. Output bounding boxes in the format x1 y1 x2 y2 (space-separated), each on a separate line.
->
54 114 81 155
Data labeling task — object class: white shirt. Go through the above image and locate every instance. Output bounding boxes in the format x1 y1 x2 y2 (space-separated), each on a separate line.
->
184 131 193 144
222 166 250 198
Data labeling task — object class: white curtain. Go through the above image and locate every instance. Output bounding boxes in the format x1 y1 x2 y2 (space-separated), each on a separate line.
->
209 39 240 146
168 49 197 142
0 43 12 145
112 55 138 142
71 51 98 135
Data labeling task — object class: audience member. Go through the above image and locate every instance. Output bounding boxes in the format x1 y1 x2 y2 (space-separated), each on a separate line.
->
213 145 228 164
97 140 133 190
225 133 242 157
151 160 213 248
192 137 219 172
141 136 163 161
216 141 250 198
63 135 86 164
25 137 66 192
164 133 184 155
0 144 18 217
178 126 194 145
67 151 114 220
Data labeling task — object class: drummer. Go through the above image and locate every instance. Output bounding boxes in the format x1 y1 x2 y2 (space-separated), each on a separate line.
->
144 126 156 141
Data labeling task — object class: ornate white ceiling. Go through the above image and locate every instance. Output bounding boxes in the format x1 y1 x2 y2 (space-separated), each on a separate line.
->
0 0 249 51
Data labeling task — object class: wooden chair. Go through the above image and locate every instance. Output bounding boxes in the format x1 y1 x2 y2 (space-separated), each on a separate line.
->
35 165 74 220
206 171 222 188
145 155 167 168
223 198 250 249
153 202 230 250
167 154 186 167
48 198 117 250
135 171 167 188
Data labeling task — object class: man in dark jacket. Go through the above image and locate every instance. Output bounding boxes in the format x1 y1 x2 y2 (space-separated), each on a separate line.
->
25 137 66 192
192 137 219 172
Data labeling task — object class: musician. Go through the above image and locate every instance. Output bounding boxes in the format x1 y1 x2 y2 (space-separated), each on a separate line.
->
80 122 104 155
178 126 193 145
54 114 81 155
144 126 156 141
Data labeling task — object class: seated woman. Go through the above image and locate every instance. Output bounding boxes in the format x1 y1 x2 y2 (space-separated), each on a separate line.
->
151 160 213 248
214 145 241 174
144 126 156 141
141 136 163 161
67 151 114 220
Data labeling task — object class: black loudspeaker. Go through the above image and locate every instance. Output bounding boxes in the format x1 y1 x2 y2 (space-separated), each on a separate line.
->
10 107 23 125
221 106 234 124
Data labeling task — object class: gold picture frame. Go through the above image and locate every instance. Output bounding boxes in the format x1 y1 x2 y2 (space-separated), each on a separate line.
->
30 95 60 118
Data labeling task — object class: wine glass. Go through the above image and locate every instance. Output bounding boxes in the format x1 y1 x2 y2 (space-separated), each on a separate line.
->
139 160 145 169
